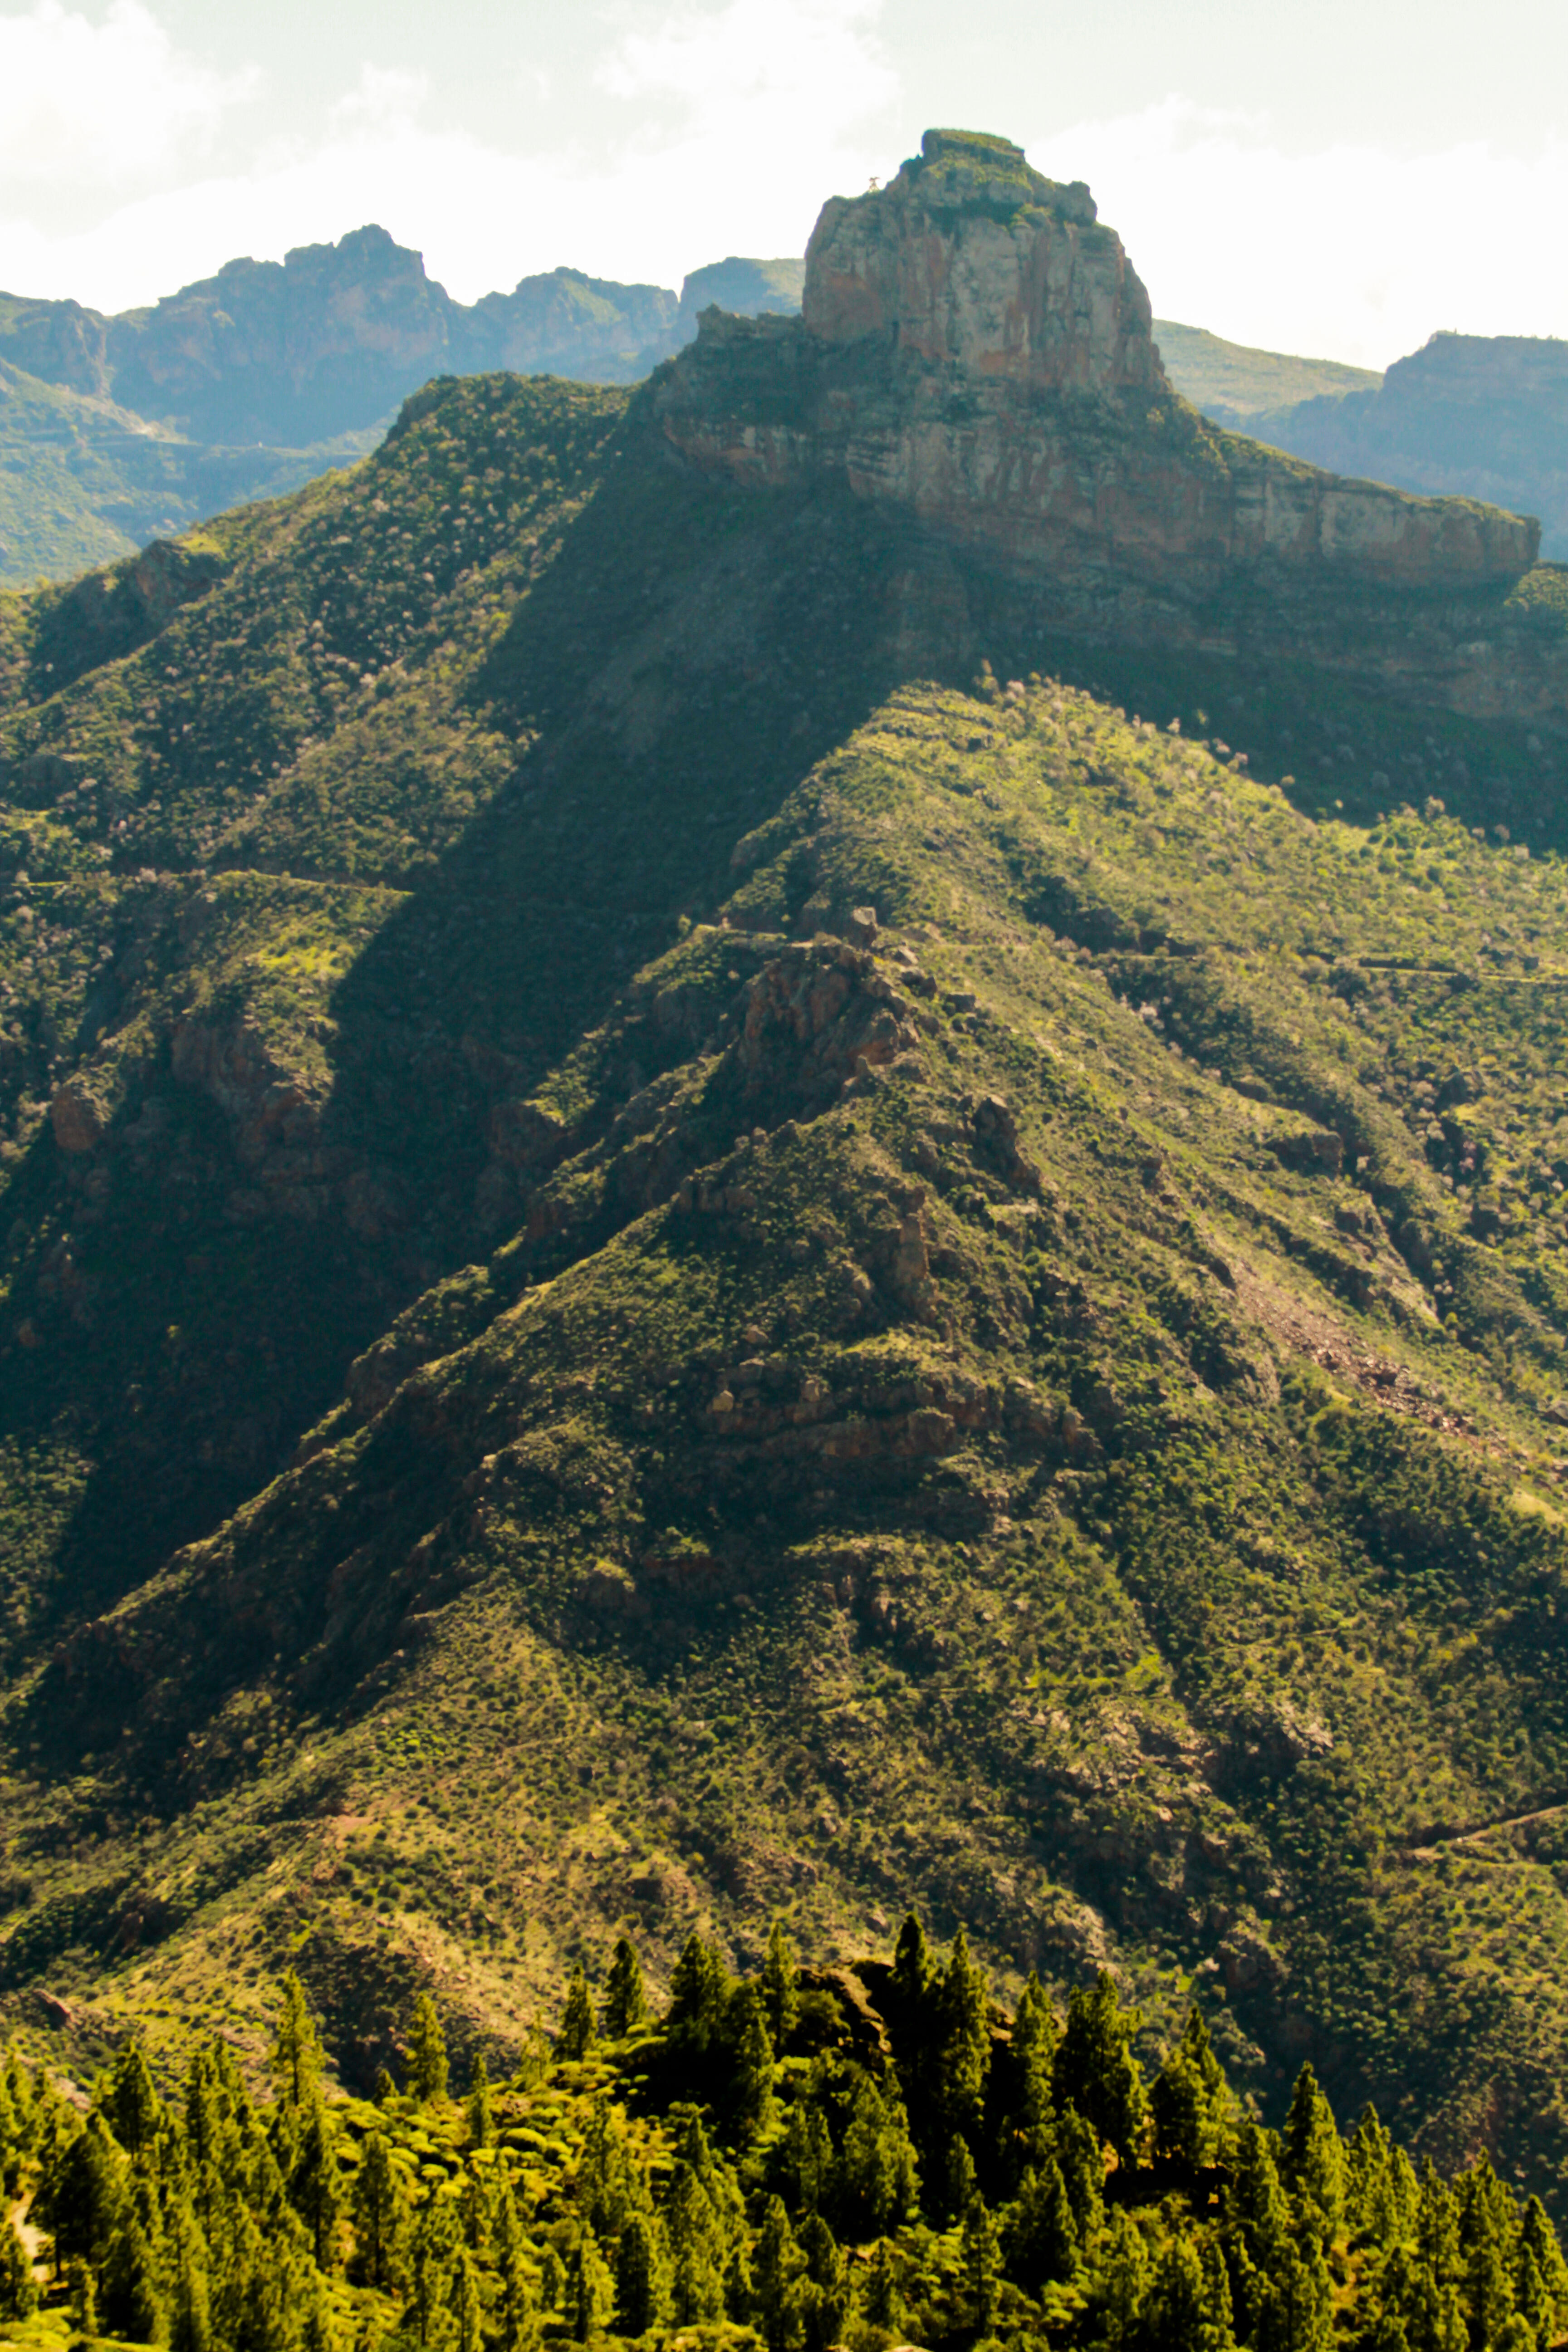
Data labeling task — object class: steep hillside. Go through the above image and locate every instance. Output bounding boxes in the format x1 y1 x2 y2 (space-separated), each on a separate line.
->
1152 321 1380 420
1241 334 1568 563
3 132 1568 2216
0 1945 1559 2352
0 235 806 589
0 353 382 589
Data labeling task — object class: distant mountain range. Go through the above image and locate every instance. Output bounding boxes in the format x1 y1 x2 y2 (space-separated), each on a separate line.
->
1 222 1563 591
1154 320 1568 562
0 230 804 586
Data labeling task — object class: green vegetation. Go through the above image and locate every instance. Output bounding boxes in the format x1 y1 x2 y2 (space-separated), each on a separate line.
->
1152 323 1381 423
2 1945 1562 2352
0 357 385 593
3 361 1568 2221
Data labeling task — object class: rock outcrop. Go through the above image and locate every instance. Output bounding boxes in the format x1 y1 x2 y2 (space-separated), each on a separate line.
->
1243 330 1568 562
653 128 1564 728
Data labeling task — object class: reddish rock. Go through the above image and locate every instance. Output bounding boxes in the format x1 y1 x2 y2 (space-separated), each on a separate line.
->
49 1081 106 1154
654 126 1561 728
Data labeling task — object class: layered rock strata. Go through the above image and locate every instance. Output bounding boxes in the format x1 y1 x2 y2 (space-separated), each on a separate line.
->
653 129 1564 727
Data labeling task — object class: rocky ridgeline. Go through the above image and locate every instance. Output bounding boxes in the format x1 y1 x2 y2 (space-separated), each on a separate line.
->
654 128 1566 733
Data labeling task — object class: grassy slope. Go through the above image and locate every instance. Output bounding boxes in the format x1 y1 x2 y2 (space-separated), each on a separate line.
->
1 373 1568 2208
0 367 142 586
1152 322 1380 421
0 357 387 591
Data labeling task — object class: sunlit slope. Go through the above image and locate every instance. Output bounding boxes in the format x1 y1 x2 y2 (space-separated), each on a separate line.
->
7 640 1568 2203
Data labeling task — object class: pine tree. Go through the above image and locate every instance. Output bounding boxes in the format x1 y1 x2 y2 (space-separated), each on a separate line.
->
289 2100 343 2271
566 2226 615 2342
1228 2117 1291 2272
935 1926 990 2143
1348 2106 1396 2243
271 1972 326 2112
1004 2158 1079 2289
1145 2234 1235 2352
166 2211 212 2352
780 2098 833 2215
66 2256 98 2338
103 2040 164 2161
945 2132 979 2227
1151 2009 1228 2168
100 2208 166 2343
731 1983 776 2135
889 1912 932 2013
451 2247 485 2352
1010 1970 1058 2170
301 2283 339 2352
1462 2179 1518 2352
0 2075 19 2200
1089 2209 1149 2352
456 2167 493 2265
859 2239 906 2337
796 2212 848 2352
615 2211 668 2336
494 2179 542 2352
1056 2104 1105 2243
351 2129 411 2289
408 1994 450 2105
1254 2230 1335 2352
411 2191 461 2349
576 2097 633 2239
0 2214 34 2320
466 2053 494 2149
600 1938 647 2040
960 2191 1001 2335
753 2195 804 2352
1519 2196 1568 2338
39 2111 127 2268
1282 2065 1347 2246
539 2244 567 2318
762 1919 800 2047
666 1934 730 2049
834 2072 919 2238
1054 1972 1149 2165
664 2127 733 2331
558 1965 596 2061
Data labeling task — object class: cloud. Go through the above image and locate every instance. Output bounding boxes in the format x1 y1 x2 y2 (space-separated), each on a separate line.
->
0 0 898 312
1029 98 1568 367
0 0 254 194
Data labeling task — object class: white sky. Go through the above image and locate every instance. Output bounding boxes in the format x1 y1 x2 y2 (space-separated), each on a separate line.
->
0 0 1564 368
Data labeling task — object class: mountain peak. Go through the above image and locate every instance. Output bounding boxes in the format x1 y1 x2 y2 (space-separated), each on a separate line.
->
801 127 1152 396
657 126 1553 730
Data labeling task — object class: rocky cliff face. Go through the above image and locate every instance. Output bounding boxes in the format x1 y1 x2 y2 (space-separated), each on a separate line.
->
654 129 1563 730
1248 331 1568 563
802 129 1155 396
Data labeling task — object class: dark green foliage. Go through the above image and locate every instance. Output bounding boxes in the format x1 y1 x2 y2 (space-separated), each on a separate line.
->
351 2128 410 2289
565 2225 614 2342
1151 2009 1229 2168
0 2210 35 2318
730 1982 776 2133
9 352 1568 2222
465 2052 493 2150
409 1993 449 2105
0 1951 1558 2352
271 1971 326 2111
1054 1971 1149 2166
1283 2064 1347 2243
762 1917 800 2047
600 1939 647 2041
559 1963 597 2061
666 1934 732 2050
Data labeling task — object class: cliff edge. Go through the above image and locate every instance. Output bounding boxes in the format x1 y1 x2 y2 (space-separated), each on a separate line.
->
653 130 1561 726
